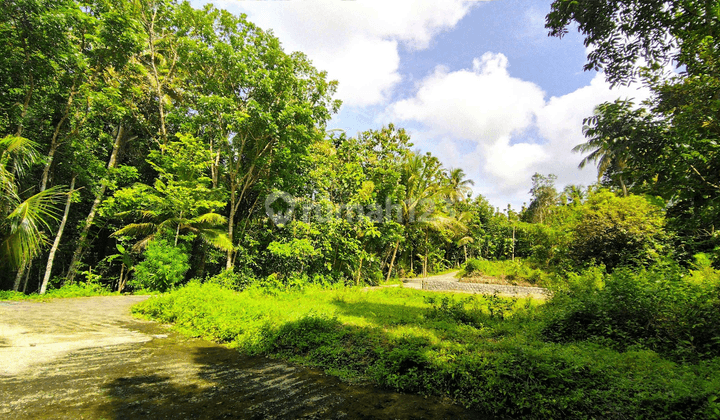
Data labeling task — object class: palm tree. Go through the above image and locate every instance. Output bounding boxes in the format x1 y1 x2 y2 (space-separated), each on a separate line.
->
111 209 232 253
446 168 475 202
574 101 641 196
385 153 457 279
0 136 63 275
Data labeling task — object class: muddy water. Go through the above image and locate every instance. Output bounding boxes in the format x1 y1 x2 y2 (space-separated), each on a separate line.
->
0 297 484 419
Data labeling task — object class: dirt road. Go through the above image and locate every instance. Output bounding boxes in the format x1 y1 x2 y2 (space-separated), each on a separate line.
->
0 296 481 419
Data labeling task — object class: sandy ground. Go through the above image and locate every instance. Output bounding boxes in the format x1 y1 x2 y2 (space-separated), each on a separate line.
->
0 296 484 420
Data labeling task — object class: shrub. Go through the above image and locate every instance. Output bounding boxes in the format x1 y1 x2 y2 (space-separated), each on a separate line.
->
464 258 485 275
134 282 720 419
132 239 190 292
205 269 255 291
569 191 667 270
462 258 556 286
543 260 720 361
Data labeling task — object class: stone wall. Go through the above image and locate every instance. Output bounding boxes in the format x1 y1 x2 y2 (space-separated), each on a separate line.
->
422 280 548 297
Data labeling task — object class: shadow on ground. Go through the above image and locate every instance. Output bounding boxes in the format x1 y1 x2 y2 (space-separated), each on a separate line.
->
95 342 482 420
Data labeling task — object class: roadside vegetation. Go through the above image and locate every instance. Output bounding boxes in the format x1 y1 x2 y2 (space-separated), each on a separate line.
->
2 0 720 418
134 273 720 419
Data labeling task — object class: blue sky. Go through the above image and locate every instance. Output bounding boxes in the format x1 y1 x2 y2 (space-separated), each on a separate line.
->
197 0 649 209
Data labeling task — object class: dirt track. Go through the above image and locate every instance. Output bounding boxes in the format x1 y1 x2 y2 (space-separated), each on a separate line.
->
0 296 482 419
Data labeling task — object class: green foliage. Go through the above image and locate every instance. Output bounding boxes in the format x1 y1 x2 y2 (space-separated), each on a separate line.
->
135 283 720 419
461 258 556 286
543 260 720 362
424 295 483 326
569 191 666 269
205 269 256 291
549 0 720 260
131 239 190 292
0 281 114 301
0 135 64 269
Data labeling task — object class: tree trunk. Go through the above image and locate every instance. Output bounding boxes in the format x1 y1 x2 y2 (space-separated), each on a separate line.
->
423 231 429 277
118 264 126 292
511 225 516 261
23 260 32 293
385 240 400 282
13 262 26 291
226 203 236 271
40 82 76 191
197 242 207 279
21 263 30 293
463 245 468 264
410 245 414 274
67 125 125 282
40 177 75 294
15 73 33 137
355 256 364 286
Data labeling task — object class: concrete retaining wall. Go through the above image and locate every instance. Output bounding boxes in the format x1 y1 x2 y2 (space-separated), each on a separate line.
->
422 280 548 296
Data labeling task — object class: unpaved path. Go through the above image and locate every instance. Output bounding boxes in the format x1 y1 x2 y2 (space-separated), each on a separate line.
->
0 296 481 419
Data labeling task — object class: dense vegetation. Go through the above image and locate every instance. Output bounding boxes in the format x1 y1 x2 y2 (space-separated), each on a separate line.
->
3 0 720 418
134 281 720 419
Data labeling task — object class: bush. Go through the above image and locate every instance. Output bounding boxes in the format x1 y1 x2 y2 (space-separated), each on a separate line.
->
569 191 667 270
0 281 114 300
543 260 720 361
464 258 485 275
461 258 556 286
132 239 190 292
205 269 256 291
134 282 720 419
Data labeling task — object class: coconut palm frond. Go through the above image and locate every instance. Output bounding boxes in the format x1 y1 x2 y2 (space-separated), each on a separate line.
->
1 186 64 268
200 228 234 251
112 222 158 238
457 236 474 247
193 212 227 226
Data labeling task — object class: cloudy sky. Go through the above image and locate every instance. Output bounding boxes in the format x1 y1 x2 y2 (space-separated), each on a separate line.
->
193 0 649 209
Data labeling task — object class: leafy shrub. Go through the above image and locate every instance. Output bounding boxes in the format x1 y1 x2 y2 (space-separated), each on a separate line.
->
424 296 482 326
461 258 556 286
205 269 255 291
569 191 667 270
134 282 720 419
0 281 114 300
0 290 29 300
464 258 485 275
543 260 720 361
132 239 190 292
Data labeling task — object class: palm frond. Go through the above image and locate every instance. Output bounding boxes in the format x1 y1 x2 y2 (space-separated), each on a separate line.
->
200 229 234 251
457 236 474 247
112 222 158 238
1 186 64 268
193 212 227 226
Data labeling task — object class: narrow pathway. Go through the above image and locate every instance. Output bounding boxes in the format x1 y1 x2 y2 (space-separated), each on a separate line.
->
0 296 481 419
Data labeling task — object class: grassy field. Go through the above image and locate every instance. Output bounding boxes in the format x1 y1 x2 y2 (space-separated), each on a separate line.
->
134 281 720 419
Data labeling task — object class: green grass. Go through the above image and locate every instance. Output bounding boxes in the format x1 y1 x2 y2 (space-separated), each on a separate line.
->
461 258 558 287
0 282 118 301
133 281 720 419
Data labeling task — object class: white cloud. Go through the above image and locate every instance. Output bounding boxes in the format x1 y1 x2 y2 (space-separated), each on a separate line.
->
207 0 488 106
534 73 651 191
389 53 545 143
387 55 652 208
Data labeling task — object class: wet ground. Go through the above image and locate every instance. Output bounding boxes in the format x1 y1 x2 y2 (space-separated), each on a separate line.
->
0 296 484 419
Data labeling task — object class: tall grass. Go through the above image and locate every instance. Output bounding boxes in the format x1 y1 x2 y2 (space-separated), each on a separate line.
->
134 281 720 419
